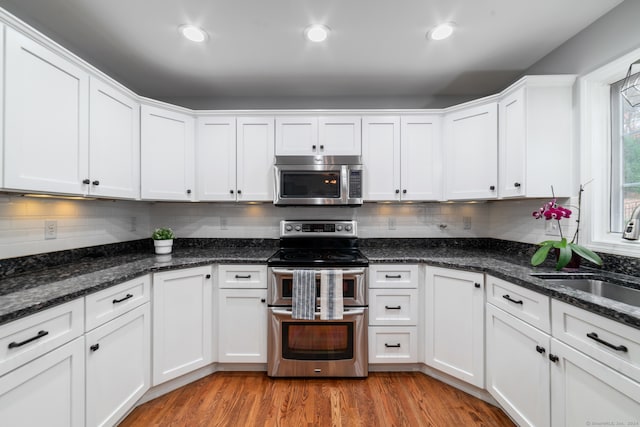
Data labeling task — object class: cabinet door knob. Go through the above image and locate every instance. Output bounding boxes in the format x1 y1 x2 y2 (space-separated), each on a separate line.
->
474 283 481 288
186 189 192 194
82 179 90 184
237 190 242 194
320 145 324 150
90 343 100 352
206 274 211 279
395 189 400 194
92 180 100 186
261 298 266 303
230 190 234 194
489 185 496 191
514 182 521 188
549 354 559 363
402 189 407 194
536 345 546 354
312 145 317 150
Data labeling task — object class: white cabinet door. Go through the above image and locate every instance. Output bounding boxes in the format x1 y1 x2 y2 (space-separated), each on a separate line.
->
498 87 526 198
550 338 640 427
89 77 140 199
486 304 551 427
236 116 274 201
141 105 195 201
400 115 443 201
85 303 150 427
362 116 401 201
0 337 84 427
217 288 268 363
425 267 485 387
318 116 361 155
152 266 213 384
196 116 237 201
444 102 498 200
4 27 89 195
275 116 317 155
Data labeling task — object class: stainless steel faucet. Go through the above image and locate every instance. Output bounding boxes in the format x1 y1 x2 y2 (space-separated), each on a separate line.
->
623 205 640 240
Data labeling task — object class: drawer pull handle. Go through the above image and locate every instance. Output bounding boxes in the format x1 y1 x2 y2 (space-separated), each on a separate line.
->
8 330 49 349
502 294 523 305
586 332 628 352
385 305 402 310
384 343 401 348
90 343 100 352
536 345 546 354
385 274 402 279
113 293 133 304
235 274 252 279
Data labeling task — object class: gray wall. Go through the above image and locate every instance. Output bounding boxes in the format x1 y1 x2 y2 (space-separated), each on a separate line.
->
526 0 640 76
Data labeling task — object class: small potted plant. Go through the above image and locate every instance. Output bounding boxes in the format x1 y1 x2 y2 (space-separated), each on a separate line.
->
530 184 603 271
152 227 175 254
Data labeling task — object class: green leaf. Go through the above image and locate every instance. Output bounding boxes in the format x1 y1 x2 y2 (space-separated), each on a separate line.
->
555 243 572 270
531 244 553 266
569 243 603 266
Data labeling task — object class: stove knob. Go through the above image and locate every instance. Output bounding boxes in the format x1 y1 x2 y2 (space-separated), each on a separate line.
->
294 225 302 231
345 225 352 232
336 225 343 231
285 225 293 232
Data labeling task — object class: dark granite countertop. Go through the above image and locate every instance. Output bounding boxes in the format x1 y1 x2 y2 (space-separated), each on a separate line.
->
1 238 639 330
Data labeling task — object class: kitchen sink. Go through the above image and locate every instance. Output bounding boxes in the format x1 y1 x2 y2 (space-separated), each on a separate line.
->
530 273 640 307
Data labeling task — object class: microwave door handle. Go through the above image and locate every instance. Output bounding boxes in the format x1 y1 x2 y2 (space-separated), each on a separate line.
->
271 308 365 317
341 164 349 204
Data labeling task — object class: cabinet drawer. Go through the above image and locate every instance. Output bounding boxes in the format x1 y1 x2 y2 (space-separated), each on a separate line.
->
552 300 640 383
0 299 84 376
218 265 267 289
369 264 418 288
486 275 550 333
368 326 417 363
85 275 151 331
369 289 418 325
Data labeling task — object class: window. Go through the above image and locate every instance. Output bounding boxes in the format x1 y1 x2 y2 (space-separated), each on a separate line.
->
610 74 640 233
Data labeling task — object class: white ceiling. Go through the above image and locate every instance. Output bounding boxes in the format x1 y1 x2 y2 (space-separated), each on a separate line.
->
0 0 625 105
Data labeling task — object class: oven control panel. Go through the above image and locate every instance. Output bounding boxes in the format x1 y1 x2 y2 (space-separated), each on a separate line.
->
280 220 357 237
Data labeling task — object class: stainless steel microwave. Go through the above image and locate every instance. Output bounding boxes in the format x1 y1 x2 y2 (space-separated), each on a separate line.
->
273 156 363 206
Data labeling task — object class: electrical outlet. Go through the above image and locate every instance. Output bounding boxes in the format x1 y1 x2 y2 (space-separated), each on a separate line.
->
220 218 228 230
388 217 396 230
45 220 57 240
463 216 472 230
545 220 560 236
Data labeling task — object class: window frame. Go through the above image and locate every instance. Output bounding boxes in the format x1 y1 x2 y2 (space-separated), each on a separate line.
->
580 47 640 258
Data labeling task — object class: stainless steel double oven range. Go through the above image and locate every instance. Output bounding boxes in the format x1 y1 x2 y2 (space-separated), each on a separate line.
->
267 220 369 377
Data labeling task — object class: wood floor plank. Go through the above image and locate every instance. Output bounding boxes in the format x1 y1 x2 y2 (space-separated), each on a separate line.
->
119 372 514 427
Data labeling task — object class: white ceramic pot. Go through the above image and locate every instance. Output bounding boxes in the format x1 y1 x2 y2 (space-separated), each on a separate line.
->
154 239 173 254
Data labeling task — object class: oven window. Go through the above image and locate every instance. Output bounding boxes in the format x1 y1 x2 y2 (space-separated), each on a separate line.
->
282 322 354 360
281 172 341 198
282 278 356 299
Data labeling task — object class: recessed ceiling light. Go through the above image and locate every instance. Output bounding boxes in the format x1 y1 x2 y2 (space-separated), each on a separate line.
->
305 25 330 42
428 22 455 41
179 25 208 42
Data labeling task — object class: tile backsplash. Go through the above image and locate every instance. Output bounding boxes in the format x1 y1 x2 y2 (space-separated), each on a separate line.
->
0 194 571 259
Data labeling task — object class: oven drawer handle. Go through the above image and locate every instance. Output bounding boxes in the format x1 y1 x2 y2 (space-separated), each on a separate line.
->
384 343 401 348
270 308 365 317
270 268 365 276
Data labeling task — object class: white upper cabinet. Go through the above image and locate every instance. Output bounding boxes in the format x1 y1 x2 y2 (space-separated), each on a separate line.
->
498 76 575 198
276 115 361 156
400 115 443 201
236 116 275 201
196 116 237 201
363 115 442 201
4 27 89 195
88 77 140 199
141 104 195 201
444 102 498 200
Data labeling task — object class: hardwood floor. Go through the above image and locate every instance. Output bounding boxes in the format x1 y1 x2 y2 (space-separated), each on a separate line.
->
119 372 514 427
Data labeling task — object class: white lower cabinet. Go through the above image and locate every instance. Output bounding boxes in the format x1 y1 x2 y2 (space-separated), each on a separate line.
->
152 266 213 385
0 337 85 427
425 267 484 387
85 303 151 427
217 265 268 363
486 303 550 427
550 338 640 426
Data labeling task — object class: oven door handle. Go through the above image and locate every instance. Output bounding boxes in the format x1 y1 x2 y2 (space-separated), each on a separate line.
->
269 268 366 276
270 308 366 317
